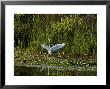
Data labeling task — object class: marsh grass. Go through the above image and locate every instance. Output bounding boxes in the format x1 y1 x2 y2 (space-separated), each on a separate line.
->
14 46 97 76
14 14 97 76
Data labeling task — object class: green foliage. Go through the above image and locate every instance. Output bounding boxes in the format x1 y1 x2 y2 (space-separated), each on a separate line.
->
14 14 97 60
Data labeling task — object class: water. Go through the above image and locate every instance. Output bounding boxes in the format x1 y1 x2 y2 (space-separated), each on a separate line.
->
14 65 97 76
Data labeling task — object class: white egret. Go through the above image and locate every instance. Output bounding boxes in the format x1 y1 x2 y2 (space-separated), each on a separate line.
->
41 43 65 54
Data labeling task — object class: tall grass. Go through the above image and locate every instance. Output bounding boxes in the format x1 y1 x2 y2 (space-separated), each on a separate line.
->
14 14 97 59
14 14 97 76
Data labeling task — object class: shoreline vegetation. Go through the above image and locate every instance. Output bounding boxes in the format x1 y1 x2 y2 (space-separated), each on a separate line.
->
14 14 97 76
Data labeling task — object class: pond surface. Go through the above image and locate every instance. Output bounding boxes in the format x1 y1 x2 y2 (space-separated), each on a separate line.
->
14 65 97 76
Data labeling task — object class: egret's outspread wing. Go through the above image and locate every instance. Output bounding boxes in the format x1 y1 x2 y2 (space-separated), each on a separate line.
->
51 43 65 52
41 43 65 54
41 44 49 51
41 44 51 54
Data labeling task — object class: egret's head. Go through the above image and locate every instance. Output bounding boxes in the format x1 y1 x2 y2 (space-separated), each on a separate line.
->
62 43 65 46
48 38 50 42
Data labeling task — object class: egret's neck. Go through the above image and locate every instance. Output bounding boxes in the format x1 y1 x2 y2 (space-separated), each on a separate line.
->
48 45 50 47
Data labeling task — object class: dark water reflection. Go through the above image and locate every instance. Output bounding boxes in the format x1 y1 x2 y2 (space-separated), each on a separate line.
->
14 65 97 76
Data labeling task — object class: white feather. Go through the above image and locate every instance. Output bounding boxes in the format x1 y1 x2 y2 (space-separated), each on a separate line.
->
41 43 65 54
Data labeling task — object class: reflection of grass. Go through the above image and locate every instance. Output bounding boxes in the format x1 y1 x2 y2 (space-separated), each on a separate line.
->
15 66 96 76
